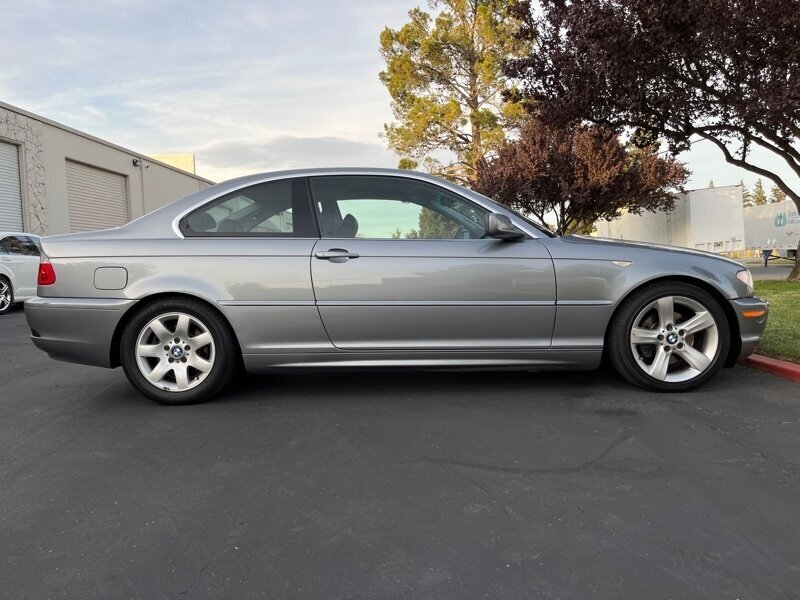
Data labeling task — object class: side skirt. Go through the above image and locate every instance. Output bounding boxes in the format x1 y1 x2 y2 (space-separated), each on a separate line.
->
242 349 603 373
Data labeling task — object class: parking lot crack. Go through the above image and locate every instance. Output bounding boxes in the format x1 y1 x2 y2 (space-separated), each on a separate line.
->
414 435 629 476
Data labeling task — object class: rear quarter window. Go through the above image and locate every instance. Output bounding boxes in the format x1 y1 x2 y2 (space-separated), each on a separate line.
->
180 178 317 238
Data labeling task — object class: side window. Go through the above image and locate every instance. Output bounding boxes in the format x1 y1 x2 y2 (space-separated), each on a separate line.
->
0 238 8 255
309 176 489 240
25 237 42 256
179 178 316 237
1 236 25 255
20 237 40 256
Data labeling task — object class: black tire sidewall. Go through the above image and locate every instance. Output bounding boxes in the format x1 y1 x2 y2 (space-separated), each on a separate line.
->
609 282 731 392
121 299 236 405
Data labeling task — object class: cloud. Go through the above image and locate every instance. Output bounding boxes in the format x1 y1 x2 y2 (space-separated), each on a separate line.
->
0 0 411 180
197 136 398 182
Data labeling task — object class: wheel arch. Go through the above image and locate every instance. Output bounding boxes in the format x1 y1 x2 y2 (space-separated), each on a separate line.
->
0 270 12 288
110 292 243 368
604 275 741 368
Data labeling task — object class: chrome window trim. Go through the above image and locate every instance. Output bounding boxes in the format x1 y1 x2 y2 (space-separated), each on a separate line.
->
170 170 541 240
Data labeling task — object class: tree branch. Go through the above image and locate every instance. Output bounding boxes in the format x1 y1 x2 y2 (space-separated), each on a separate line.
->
696 131 800 207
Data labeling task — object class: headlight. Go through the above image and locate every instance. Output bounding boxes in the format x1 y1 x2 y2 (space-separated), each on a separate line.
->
736 269 754 294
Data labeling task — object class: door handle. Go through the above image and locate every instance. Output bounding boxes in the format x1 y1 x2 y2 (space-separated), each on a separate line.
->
314 248 360 262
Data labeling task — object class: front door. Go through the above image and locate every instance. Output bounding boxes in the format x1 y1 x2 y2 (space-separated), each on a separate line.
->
308 175 556 350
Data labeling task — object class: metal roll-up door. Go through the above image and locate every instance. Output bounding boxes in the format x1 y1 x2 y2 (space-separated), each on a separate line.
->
0 141 23 230
66 160 129 232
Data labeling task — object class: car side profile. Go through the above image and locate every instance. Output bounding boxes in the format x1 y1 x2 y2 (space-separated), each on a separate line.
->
25 168 768 404
0 232 41 315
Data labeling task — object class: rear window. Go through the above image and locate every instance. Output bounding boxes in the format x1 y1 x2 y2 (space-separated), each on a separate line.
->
1 235 39 256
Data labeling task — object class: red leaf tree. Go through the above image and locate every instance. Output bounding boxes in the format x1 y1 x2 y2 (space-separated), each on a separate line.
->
475 118 688 234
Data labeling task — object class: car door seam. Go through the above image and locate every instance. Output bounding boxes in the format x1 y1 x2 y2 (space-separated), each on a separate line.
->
309 238 338 349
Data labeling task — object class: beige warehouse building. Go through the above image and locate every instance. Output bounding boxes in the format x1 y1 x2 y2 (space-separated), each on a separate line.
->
0 101 213 235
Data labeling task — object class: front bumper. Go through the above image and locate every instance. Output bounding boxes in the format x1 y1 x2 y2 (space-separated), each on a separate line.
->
729 296 769 362
25 297 137 368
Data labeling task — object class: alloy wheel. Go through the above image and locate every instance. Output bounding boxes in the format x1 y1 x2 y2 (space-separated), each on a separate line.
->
0 281 11 312
629 295 719 383
135 312 216 392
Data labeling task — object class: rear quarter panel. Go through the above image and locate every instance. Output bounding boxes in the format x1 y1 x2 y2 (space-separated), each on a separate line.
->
37 237 332 354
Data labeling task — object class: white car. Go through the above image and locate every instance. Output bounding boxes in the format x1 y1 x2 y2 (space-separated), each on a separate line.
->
0 232 41 315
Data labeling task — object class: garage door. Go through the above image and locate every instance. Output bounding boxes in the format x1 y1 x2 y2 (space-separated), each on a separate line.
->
0 141 23 231
66 160 129 232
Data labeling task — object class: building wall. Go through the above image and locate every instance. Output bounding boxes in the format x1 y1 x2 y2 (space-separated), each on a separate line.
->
594 193 691 248
594 186 746 253
744 199 799 251
686 185 745 252
0 107 47 232
149 153 196 174
0 102 213 236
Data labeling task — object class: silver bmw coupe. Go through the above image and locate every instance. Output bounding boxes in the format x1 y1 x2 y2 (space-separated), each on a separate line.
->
25 168 767 404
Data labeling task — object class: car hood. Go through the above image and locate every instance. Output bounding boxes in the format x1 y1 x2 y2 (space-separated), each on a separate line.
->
566 235 746 268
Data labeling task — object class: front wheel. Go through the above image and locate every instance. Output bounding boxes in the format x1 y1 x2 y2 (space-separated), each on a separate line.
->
608 282 730 392
0 278 13 315
120 299 237 405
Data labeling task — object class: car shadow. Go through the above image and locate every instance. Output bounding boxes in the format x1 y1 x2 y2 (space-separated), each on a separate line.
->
218 367 624 406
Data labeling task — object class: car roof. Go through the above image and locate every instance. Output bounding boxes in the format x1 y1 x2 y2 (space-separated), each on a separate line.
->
0 232 40 238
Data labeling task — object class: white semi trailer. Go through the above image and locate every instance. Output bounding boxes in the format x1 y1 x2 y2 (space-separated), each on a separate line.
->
744 200 799 259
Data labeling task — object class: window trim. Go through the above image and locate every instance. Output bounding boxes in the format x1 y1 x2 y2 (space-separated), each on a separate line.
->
170 169 542 240
178 177 319 238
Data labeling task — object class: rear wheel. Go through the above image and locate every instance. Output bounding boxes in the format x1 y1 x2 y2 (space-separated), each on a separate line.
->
608 282 730 392
121 298 237 404
0 278 12 315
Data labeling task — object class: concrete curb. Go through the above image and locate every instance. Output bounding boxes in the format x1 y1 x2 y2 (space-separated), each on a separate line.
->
741 355 800 384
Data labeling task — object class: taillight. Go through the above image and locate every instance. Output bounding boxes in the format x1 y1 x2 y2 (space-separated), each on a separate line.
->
38 257 56 286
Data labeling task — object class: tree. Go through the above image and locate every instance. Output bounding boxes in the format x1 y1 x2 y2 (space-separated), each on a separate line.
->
708 180 715 188
753 178 767 206
770 185 787 204
740 180 753 207
379 0 530 185
507 0 800 280
474 118 688 234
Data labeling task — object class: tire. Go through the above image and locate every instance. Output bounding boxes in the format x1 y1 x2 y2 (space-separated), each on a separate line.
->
0 277 12 315
120 298 237 405
608 281 730 392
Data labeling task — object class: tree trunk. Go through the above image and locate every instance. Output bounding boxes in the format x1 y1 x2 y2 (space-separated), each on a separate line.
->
789 238 800 281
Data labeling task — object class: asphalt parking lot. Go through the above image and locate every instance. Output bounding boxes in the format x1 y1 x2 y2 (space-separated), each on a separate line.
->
2 307 800 599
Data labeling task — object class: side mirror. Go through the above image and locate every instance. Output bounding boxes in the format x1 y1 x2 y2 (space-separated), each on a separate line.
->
486 213 525 240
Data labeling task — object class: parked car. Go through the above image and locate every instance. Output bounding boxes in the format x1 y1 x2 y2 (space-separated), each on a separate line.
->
0 232 41 315
25 168 768 404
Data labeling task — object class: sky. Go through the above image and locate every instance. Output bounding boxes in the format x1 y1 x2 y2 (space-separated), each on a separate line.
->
1 0 797 197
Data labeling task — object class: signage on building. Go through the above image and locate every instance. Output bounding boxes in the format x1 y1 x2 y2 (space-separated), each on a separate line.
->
773 209 799 228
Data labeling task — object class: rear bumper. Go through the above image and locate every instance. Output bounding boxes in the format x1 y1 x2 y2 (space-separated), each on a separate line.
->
24 297 137 368
728 296 769 362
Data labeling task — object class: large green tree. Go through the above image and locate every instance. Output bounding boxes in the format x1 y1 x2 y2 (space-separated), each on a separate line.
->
379 0 530 185
740 180 753 207
753 178 767 206
770 185 787 204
